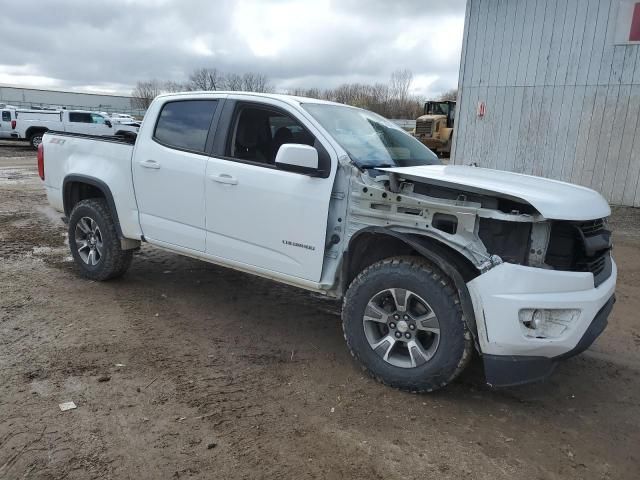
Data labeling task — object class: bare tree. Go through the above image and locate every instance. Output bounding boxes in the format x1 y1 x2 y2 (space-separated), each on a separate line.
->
389 69 412 102
130 80 163 110
223 73 244 91
163 80 186 93
438 88 458 102
388 69 413 117
132 68 428 118
131 68 274 111
241 72 271 93
288 87 324 99
284 70 422 118
188 68 222 91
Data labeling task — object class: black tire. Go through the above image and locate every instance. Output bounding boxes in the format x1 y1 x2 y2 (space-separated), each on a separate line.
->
443 133 453 156
68 198 133 281
29 131 45 150
342 256 472 393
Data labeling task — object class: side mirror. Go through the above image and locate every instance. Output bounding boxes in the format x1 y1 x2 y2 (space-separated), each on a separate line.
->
105 119 112 128
275 144 319 176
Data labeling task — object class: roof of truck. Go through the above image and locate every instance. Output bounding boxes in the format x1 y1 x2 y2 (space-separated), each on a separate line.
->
156 91 347 108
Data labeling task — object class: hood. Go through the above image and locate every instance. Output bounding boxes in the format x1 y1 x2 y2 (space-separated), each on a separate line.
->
416 114 446 122
379 165 611 221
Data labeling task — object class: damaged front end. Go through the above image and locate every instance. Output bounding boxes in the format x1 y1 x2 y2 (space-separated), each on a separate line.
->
477 216 613 286
349 165 616 387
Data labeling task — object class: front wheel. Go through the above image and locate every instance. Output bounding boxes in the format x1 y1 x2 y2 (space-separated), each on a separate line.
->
68 198 133 281
342 256 472 392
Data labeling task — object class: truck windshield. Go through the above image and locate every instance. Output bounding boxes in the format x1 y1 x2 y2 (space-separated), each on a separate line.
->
302 103 440 169
425 102 449 115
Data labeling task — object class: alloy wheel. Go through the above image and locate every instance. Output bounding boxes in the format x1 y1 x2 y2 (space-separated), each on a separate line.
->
74 216 103 266
363 288 441 368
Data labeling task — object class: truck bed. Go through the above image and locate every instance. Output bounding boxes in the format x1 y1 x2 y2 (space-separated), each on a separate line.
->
42 130 142 240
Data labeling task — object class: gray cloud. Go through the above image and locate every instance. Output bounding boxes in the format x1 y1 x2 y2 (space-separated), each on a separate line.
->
0 0 465 97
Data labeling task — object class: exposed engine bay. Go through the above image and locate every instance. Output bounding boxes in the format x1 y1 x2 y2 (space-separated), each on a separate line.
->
349 166 613 287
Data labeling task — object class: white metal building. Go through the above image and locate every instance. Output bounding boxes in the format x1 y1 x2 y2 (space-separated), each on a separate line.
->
0 85 144 117
452 0 640 206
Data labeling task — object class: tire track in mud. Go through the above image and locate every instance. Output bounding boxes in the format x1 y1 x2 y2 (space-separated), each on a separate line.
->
101 246 387 477
106 271 298 475
0 166 69 265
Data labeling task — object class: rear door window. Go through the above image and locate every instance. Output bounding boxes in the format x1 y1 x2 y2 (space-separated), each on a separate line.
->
2 111 11 122
153 100 218 153
69 112 93 123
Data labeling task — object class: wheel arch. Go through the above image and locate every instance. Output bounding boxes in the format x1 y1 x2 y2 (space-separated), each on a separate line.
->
25 126 48 140
62 174 123 238
343 227 481 347
25 126 48 136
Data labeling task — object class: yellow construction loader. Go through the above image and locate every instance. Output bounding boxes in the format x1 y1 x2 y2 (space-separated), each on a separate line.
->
413 100 455 156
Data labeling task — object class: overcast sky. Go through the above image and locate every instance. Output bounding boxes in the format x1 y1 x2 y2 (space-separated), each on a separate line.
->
0 0 466 98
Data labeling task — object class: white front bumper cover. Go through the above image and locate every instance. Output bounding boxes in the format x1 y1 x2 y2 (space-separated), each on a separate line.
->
467 258 616 386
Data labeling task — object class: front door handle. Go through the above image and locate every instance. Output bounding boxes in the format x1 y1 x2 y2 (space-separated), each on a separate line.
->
140 159 161 169
210 173 238 185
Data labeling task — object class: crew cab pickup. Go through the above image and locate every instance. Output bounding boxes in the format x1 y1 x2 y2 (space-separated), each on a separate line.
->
39 92 616 391
17 109 139 149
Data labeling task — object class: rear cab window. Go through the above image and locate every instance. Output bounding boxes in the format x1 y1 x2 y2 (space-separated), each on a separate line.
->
2 111 11 122
153 100 218 153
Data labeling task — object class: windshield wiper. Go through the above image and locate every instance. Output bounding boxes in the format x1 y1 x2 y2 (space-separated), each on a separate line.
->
360 163 393 169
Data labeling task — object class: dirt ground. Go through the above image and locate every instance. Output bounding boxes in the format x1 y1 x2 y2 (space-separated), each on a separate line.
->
1 140 639 480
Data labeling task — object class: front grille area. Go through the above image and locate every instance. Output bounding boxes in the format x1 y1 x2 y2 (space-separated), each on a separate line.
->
576 255 607 277
415 120 433 136
545 219 612 286
579 218 605 237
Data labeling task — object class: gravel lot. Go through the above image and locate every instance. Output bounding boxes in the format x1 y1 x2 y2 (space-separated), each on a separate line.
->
1 140 639 479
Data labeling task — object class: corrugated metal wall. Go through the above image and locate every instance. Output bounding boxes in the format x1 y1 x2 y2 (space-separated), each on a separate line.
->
452 0 640 206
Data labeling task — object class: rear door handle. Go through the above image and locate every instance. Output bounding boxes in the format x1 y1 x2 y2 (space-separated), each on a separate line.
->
210 173 238 185
140 159 161 169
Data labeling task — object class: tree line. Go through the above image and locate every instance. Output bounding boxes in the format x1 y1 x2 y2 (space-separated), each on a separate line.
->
287 69 423 119
130 69 271 109
131 68 457 119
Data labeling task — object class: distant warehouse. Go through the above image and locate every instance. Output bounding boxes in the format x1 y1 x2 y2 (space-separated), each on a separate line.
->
0 85 145 117
452 0 640 207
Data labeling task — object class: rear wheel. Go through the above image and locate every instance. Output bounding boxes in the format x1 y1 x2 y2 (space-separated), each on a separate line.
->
68 198 133 281
342 256 472 392
29 131 45 150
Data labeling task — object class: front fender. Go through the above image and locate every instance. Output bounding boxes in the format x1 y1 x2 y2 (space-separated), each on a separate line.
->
345 227 480 348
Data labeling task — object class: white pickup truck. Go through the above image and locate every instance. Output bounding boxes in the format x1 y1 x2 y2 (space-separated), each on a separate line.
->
0 106 18 139
16 109 140 149
40 92 616 392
